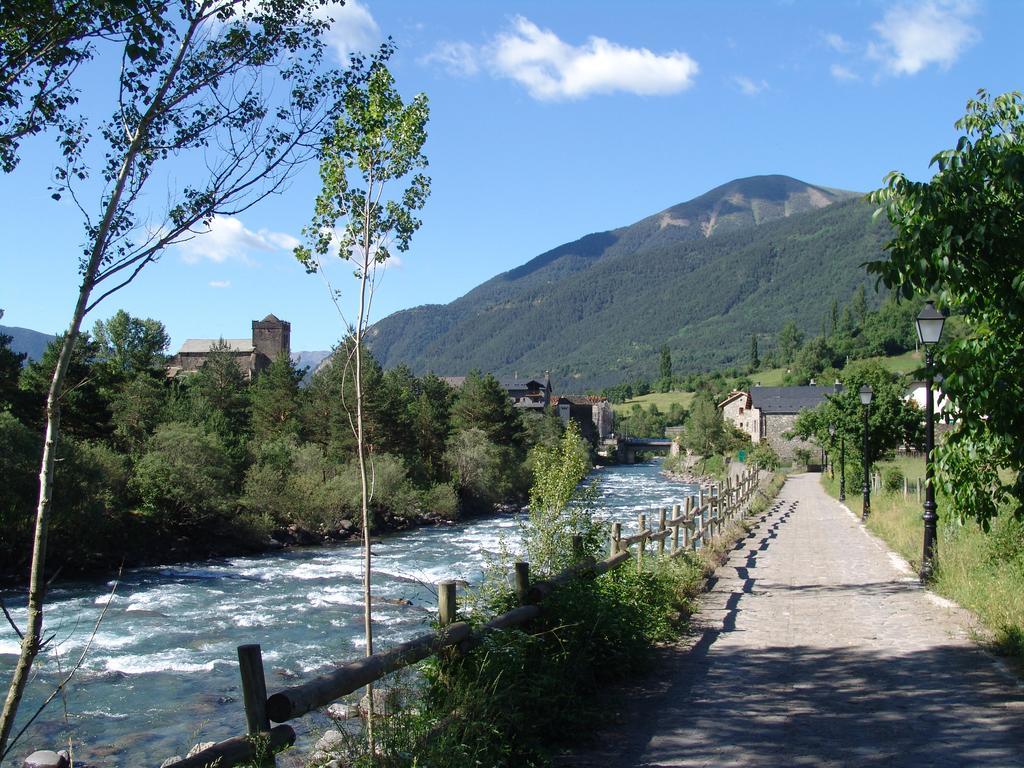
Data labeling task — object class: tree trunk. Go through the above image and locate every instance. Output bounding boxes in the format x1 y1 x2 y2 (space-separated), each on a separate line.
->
0 283 88 757
355 185 375 756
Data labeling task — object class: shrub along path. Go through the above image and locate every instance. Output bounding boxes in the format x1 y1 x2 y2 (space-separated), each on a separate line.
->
559 472 1024 767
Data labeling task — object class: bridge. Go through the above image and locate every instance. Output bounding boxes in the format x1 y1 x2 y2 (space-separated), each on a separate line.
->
616 436 677 464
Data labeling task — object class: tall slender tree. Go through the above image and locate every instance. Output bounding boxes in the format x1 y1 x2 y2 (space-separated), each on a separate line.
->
295 61 430 752
0 1 362 756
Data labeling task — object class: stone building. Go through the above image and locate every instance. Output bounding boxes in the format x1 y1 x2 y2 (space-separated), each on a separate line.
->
719 385 837 460
167 314 290 381
719 391 760 444
555 395 615 444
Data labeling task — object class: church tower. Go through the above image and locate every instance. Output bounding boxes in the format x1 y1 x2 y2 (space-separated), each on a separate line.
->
252 314 290 372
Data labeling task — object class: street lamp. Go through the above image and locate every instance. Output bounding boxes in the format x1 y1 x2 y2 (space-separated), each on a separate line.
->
859 385 873 520
916 300 946 582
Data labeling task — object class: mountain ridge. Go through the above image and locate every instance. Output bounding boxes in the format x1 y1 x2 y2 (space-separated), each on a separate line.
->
366 175 884 390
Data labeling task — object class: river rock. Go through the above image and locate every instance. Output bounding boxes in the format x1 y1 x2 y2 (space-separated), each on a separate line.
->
158 758 182 768
307 729 351 767
22 751 68 768
358 686 410 717
326 702 360 721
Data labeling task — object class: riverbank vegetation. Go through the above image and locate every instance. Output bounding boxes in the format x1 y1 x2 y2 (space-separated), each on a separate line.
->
0 317 563 581
307 429 780 768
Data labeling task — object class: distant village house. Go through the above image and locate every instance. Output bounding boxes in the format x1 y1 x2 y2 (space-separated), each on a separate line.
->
720 385 838 460
440 374 553 412
167 314 290 381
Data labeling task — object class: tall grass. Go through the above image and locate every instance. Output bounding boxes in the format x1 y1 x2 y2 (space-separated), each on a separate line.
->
820 456 1024 664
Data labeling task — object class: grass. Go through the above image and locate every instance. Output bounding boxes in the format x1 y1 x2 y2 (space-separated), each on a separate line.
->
613 390 695 414
819 456 1024 668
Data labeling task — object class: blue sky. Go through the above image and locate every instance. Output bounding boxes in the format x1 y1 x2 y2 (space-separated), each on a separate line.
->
2 0 1022 353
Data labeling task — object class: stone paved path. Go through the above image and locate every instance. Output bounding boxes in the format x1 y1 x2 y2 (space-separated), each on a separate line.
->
559 473 1024 768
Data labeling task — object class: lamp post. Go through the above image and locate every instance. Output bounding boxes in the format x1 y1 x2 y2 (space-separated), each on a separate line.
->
916 300 946 582
860 385 873 520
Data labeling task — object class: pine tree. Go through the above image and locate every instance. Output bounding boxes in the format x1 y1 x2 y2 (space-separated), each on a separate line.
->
250 353 304 443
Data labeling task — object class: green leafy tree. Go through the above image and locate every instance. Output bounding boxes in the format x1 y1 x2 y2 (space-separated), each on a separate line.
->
445 427 516 513
109 371 167 455
132 421 233 533
294 61 429 744
19 332 110 439
451 371 524 450
0 333 26 414
250 353 304 444
683 392 725 465
409 374 455 486
525 420 599 574
869 89 1024 525
1 1 362 750
749 333 760 372
92 310 169 380
190 339 249 441
658 344 673 393
791 362 922 485
0 0 162 172
776 320 805 366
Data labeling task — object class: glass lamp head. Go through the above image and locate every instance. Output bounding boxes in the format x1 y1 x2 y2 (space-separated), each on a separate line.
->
916 300 945 346
859 385 873 406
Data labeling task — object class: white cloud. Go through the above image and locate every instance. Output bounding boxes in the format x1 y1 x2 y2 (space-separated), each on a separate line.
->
420 41 479 77
830 64 860 82
314 0 380 61
457 16 699 100
824 32 851 53
178 215 300 264
733 76 768 96
493 17 699 100
870 1 979 75
209 280 232 288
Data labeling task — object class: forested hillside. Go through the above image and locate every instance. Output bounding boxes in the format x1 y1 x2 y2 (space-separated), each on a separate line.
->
367 175 888 389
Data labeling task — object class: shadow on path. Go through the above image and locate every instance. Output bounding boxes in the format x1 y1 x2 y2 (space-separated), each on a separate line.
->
557 484 1024 768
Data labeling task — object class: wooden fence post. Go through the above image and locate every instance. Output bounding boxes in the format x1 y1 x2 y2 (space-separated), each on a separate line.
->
237 644 275 767
681 496 691 549
658 508 667 556
671 502 681 554
514 562 530 606
610 522 621 558
439 581 457 626
637 512 647 572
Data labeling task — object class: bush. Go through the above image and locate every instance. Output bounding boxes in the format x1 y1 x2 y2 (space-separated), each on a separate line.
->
421 482 459 521
793 447 813 469
132 421 233 532
412 557 703 767
883 467 905 494
748 442 780 472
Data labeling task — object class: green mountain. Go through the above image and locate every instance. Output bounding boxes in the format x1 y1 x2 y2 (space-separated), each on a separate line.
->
367 175 889 390
0 324 56 363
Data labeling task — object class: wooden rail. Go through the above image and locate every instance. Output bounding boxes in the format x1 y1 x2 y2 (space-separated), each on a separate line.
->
52 469 760 768
609 468 759 569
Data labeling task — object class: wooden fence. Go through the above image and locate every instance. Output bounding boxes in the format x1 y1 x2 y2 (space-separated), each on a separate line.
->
71 470 760 768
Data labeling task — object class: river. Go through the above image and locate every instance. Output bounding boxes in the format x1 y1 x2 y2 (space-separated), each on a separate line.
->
0 461 696 766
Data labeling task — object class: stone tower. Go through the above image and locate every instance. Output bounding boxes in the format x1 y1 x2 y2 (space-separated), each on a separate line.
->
252 314 290 372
